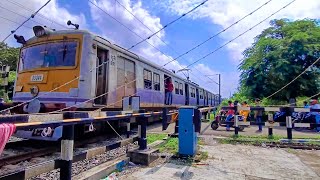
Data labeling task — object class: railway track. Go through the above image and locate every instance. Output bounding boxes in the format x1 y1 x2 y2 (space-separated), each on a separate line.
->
0 130 138 177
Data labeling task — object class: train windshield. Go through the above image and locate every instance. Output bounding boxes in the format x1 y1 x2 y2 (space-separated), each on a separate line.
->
19 41 77 72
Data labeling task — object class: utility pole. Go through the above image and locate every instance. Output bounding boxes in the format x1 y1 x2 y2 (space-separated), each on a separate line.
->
205 74 221 105
218 74 221 104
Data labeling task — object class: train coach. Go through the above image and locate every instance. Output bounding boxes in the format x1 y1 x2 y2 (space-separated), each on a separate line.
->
7 23 219 141
11 24 219 113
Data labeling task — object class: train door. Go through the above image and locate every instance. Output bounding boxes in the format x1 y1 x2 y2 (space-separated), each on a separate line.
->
204 91 206 106
196 88 199 105
185 83 189 105
116 57 136 107
164 75 171 104
94 48 108 105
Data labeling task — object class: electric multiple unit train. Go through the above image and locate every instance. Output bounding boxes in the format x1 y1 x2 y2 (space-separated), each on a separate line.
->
9 24 220 140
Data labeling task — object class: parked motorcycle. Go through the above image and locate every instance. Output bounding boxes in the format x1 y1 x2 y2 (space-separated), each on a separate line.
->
210 110 247 131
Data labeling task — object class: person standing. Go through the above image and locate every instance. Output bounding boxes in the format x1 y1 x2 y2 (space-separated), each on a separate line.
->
254 98 263 132
240 101 250 122
303 101 309 108
165 79 174 105
226 101 234 131
310 99 320 132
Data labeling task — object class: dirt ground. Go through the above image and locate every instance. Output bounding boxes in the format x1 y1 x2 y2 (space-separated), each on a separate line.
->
120 122 320 180
121 139 320 180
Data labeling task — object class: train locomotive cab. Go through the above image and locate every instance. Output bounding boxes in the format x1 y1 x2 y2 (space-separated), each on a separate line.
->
12 26 95 113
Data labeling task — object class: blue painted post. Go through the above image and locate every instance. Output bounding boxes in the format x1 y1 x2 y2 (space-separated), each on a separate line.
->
60 125 74 180
286 116 292 140
178 106 197 157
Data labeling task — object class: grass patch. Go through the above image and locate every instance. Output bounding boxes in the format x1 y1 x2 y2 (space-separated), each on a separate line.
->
147 133 167 144
159 137 178 153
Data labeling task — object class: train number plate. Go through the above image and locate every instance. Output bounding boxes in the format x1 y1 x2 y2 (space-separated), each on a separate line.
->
31 74 43 82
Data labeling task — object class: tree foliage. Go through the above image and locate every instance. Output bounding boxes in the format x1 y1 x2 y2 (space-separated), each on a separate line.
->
0 42 20 71
239 19 320 101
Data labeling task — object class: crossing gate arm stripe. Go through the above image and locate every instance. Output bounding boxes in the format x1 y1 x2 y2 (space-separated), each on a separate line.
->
294 123 310 128
294 108 310 112
264 107 280 112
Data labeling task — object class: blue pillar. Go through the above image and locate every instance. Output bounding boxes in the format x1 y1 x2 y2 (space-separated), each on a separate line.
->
178 107 198 157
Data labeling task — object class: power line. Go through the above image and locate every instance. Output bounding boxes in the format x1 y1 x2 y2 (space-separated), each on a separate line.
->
0 4 46 27
128 0 208 50
113 0 220 90
0 16 33 29
185 0 296 69
162 0 273 67
4 0 67 29
88 0 191 79
1 0 51 43
266 56 320 99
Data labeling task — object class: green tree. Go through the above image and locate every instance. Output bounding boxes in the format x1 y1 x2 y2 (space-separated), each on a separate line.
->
0 42 20 71
239 19 320 101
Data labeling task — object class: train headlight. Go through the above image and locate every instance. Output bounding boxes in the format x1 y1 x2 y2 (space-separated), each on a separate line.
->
30 85 39 97
33 26 52 37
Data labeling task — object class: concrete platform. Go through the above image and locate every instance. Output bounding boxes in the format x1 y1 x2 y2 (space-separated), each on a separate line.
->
127 148 160 166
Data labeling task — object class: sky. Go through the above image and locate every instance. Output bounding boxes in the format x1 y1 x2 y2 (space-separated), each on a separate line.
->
0 0 320 98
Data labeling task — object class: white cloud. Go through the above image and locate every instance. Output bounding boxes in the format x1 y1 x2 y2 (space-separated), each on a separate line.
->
89 0 225 95
163 0 320 64
0 0 87 45
158 0 320 97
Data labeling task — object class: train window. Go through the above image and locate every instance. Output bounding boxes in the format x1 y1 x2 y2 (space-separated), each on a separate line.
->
153 73 160 91
179 83 183 95
200 90 203 99
175 81 179 94
190 87 195 98
143 69 152 89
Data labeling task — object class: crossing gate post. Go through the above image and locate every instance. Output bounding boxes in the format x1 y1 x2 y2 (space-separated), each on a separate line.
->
268 114 273 137
178 106 198 157
60 125 74 180
286 116 293 140
162 107 169 131
234 115 239 136
126 118 131 138
137 110 148 150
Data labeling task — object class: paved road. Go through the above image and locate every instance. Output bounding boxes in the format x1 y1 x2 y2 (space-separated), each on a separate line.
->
147 121 320 138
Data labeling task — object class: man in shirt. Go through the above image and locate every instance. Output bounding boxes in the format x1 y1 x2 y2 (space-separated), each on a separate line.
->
165 79 174 105
226 101 234 131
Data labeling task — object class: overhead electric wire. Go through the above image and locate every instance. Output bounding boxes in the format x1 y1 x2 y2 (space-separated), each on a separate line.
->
127 0 209 50
44 0 291 113
0 0 208 113
265 56 320 99
0 4 47 27
0 16 33 29
1 0 51 43
4 0 67 29
88 0 192 79
184 0 296 69
113 0 221 89
162 0 273 67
